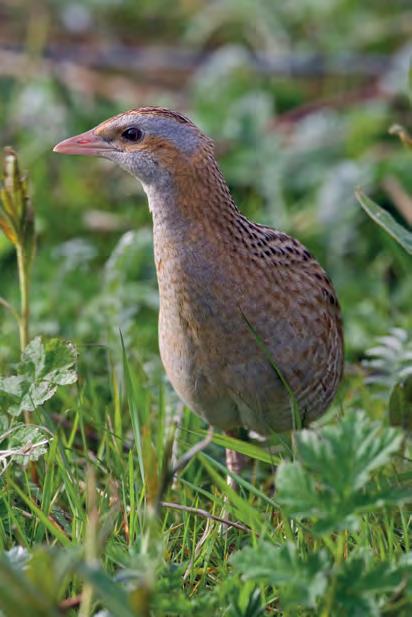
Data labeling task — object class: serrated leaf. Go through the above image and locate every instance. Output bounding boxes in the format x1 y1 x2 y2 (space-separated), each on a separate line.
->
274 461 324 518
0 424 52 465
231 541 329 610
4 546 29 570
229 587 265 617
356 189 412 254
296 411 403 492
276 410 407 534
363 328 412 394
0 337 78 416
334 551 411 617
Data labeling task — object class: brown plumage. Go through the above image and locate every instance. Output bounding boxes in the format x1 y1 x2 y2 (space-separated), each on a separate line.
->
54 107 343 467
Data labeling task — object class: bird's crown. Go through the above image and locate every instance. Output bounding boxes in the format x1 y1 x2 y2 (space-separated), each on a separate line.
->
99 106 197 129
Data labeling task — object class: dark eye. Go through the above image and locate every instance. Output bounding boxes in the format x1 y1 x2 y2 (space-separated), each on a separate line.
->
121 127 143 142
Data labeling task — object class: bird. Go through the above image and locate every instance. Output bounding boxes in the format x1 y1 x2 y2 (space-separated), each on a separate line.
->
53 107 344 485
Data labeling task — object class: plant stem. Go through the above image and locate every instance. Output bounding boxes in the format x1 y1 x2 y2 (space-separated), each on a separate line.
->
79 468 98 617
320 532 346 617
16 243 31 425
16 244 29 351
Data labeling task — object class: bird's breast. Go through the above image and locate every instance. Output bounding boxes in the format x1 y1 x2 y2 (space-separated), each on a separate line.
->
154 238 247 427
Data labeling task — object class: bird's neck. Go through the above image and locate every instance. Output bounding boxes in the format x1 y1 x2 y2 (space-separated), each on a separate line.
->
143 156 240 249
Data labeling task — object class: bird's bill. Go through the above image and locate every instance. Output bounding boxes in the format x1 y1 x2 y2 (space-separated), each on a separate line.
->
53 129 114 156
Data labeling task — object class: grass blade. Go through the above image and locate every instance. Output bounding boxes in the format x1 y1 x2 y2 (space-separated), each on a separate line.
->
356 189 412 254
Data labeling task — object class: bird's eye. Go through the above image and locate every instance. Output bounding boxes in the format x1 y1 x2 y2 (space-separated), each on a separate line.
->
121 127 143 142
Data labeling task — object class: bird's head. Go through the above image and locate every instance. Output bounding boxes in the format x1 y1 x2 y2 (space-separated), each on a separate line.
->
53 107 213 190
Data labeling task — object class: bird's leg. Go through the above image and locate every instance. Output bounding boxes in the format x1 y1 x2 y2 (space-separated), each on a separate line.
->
225 430 247 491
219 431 247 529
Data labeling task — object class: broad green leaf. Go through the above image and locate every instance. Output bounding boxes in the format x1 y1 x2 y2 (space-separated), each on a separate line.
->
0 554 61 617
74 562 137 617
25 547 77 609
276 410 408 534
356 189 412 254
0 337 78 416
389 375 412 430
0 546 79 616
231 541 329 610
20 337 77 386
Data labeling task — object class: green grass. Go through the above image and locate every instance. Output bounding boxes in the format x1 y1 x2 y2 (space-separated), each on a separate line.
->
1 1 412 613
0 328 412 615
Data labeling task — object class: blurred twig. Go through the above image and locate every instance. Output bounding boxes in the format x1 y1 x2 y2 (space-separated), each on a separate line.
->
160 501 251 534
0 48 166 104
275 84 384 129
0 44 395 83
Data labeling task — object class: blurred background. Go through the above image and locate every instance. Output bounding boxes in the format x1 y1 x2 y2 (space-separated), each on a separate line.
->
0 0 411 382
